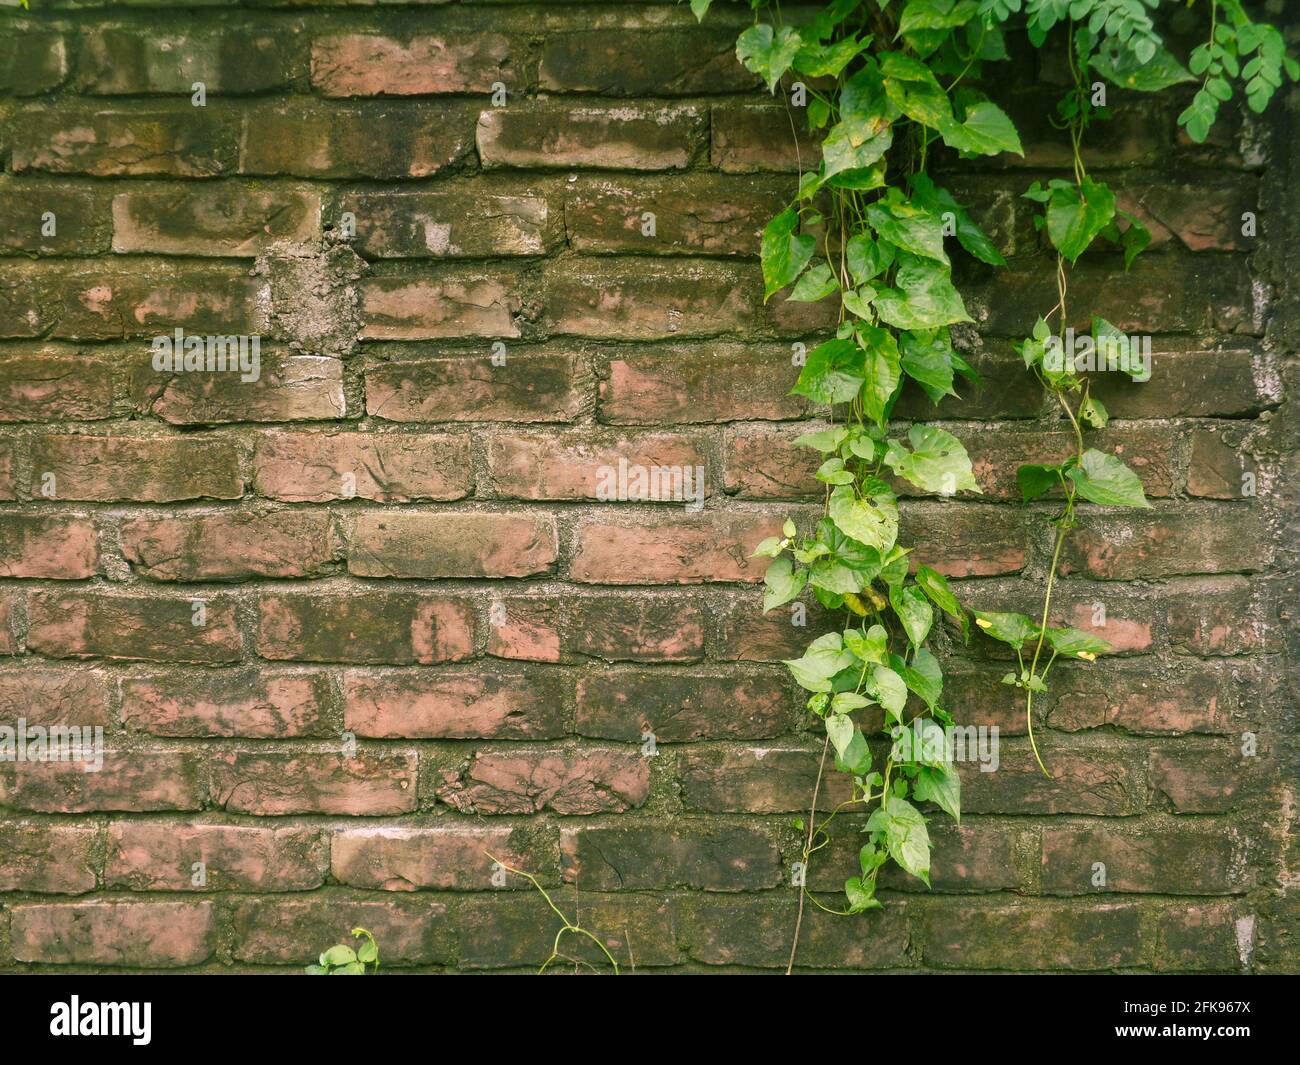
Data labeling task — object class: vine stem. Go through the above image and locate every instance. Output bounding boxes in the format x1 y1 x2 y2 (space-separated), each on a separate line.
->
787 734 831 975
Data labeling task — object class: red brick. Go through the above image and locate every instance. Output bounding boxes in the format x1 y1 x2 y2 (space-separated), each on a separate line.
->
230 894 452 966
360 271 522 339
0 751 206 813
0 822 98 894
1059 507 1273 579
710 104 822 173
679 746 852 813
106 821 327 892
27 590 241 663
1048 661 1240 735
0 440 13 499
571 513 783 584
961 748 1141 815
257 590 476 664
601 344 806 423
0 593 17 656
0 186 110 256
723 426 821 498
312 33 512 96
1166 576 1274 654
112 184 321 256
903 503 1029 578
79 30 293 95
240 101 476 179
1154 902 1252 971
30 434 242 502
343 668 567 739
0 667 111 727
0 32 68 95
485 429 708 500
487 593 705 663
343 187 550 259
1042 823 1248 894
11 107 235 177
330 825 540 890
212 751 417 815
120 668 331 738
436 749 649 815
562 823 781 891
11 900 216 967
255 430 473 502
714 595 838 662
539 29 755 94
1087 349 1276 418
920 901 1143 970
0 347 118 422
345 512 557 579
1115 178 1257 252
1187 425 1253 499
1148 746 1263 813
477 105 705 170
0 513 98 579
545 259 757 339
576 671 790 742
366 351 583 424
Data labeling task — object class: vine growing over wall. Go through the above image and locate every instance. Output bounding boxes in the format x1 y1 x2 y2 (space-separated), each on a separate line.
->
695 0 1294 968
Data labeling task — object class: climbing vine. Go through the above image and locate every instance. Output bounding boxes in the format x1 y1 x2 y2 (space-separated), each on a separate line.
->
695 0 1294 965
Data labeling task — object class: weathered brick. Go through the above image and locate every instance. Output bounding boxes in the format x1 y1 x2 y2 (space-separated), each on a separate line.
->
1154 902 1252 971
1042 823 1248 895
545 259 758 339
540 29 756 94
11 900 216 967
0 593 16 656
312 33 512 96
487 593 706 663
241 101 476 178
343 668 567 739
0 440 14 499
0 347 118 422
330 825 542 890
485 429 708 501
11 107 236 177
0 751 206 813
131 351 345 425
1187 424 1253 499
0 667 111 727
562 823 781 891
343 187 550 259
436 749 649 815
230 894 451 966
679 746 851 813
710 104 822 173
477 105 705 170
903 503 1028 578
258 590 476 664
920 901 1143 970
0 185 110 255
1088 350 1276 418
960 748 1141 816
1148 745 1263 813
106 822 328 891
1047 660 1241 735
0 513 98 579
576 671 790 741
714 594 838 662
600 344 807 423
112 184 321 256
365 351 583 423
0 32 68 95
120 668 332 738
79 30 294 95
1059 506 1273 579
122 510 338 581
565 174 786 256
212 751 417 816
346 512 557 579
1116 177 1258 252
360 271 523 340
0 822 97 894
571 513 783 584
254 430 472 503
675 895 909 969
27 590 241 663
29 434 242 502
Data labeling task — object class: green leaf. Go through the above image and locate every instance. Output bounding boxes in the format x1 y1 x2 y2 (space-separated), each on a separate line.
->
845 623 889 664
835 727 873 775
912 762 961 823
1079 395 1109 429
689 0 712 21
1066 448 1151 508
874 255 971 330
1116 209 1151 271
846 234 895 285
320 945 357 968
867 198 949 264
1046 177 1116 262
889 584 933 650
793 35 870 79
829 484 899 554
1017 462 1062 502
761 208 816 301
1091 46 1194 92
763 556 807 612
791 338 864 405
793 427 849 453
870 664 909 719
938 100 1024 156
752 536 784 558
784 632 857 693
879 794 931 885
884 424 979 495
1044 626 1112 660
788 262 839 302
826 712 855 758
900 329 959 403
859 324 903 426
898 646 944 709
736 24 803 93
822 114 894 180
914 565 963 625
356 939 379 965
831 691 870 713
973 610 1037 647
844 875 883 912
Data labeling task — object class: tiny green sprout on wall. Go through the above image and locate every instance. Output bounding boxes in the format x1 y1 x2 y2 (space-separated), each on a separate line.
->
695 0 1296 970
305 927 380 975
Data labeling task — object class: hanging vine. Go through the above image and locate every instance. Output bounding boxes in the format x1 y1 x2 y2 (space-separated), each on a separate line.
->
694 0 1295 968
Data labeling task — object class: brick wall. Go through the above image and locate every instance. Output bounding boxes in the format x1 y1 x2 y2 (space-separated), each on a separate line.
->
0 0 1296 973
